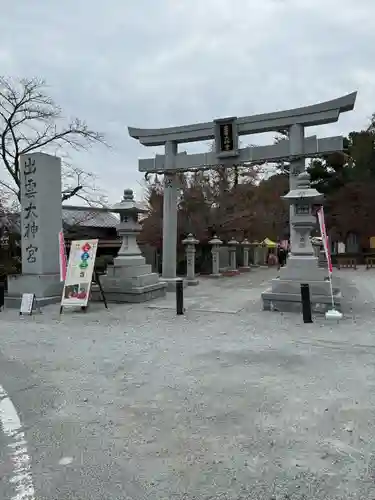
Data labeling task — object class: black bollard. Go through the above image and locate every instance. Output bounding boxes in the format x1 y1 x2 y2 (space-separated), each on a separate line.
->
300 283 313 323
0 282 4 311
176 279 184 315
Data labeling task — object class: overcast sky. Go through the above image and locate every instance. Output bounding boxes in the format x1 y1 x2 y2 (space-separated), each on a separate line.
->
1 0 374 204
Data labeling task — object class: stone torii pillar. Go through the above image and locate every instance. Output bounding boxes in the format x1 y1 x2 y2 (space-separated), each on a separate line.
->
162 142 179 289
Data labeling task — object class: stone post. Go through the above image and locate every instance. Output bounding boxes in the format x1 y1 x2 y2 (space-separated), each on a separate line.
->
239 238 251 272
182 233 199 285
6 153 63 308
227 237 240 275
162 141 178 288
209 235 222 277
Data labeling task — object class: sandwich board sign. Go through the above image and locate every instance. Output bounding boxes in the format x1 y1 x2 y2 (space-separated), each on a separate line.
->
60 239 98 312
20 293 35 315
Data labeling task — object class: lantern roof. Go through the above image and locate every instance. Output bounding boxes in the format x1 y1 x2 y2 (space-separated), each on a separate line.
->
282 171 323 202
112 189 148 214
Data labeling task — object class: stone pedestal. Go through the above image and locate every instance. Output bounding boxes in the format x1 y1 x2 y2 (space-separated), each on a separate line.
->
6 153 63 308
261 171 339 313
209 236 222 278
239 238 251 272
182 233 199 285
227 237 240 275
93 189 167 302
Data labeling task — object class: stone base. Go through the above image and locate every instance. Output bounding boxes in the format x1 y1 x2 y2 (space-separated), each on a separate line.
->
186 278 199 286
261 288 341 314
5 273 63 309
239 266 251 272
222 269 241 277
91 281 167 303
208 273 222 279
5 294 61 309
261 275 341 314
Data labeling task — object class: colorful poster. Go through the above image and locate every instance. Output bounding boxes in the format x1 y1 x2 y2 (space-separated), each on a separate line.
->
58 230 67 282
317 207 333 274
61 239 98 308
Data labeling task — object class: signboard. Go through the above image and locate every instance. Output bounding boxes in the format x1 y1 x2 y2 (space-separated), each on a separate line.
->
338 242 346 254
317 207 333 274
214 117 239 158
58 230 67 282
20 293 35 315
61 239 98 308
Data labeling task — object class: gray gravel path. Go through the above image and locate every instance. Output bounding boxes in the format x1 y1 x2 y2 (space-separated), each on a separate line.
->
0 267 375 499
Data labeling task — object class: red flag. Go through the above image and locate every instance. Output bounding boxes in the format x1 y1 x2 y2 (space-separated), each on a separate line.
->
58 230 67 281
317 207 333 274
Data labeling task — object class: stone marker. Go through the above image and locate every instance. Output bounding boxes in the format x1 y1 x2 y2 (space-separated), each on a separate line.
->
6 153 63 308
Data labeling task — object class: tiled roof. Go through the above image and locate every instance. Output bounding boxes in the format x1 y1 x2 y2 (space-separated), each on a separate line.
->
1 206 122 231
62 207 120 228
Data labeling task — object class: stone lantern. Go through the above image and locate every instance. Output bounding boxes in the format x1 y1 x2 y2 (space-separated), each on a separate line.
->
252 241 261 267
97 189 167 302
182 233 199 285
209 235 222 277
282 171 323 268
227 237 240 274
240 238 251 272
261 172 338 313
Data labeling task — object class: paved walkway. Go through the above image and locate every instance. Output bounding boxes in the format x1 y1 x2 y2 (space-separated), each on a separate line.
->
0 267 375 499
148 268 275 314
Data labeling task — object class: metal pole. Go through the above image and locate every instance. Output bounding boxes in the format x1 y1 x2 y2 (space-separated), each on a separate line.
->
0 282 4 311
300 283 313 323
176 279 184 315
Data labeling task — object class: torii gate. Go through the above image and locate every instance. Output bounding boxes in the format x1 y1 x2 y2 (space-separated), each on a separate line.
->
129 92 357 287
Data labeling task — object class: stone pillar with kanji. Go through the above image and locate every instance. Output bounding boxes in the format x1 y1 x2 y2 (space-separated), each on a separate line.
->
182 233 199 285
209 236 222 277
6 153 63 308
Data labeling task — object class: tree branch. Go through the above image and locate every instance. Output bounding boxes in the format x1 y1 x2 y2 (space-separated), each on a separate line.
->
0 76 108 203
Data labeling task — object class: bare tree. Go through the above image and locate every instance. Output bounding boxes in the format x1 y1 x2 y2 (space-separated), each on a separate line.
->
0 76 108 203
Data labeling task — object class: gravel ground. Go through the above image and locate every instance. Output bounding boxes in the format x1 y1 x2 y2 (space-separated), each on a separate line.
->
1 267 375 499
